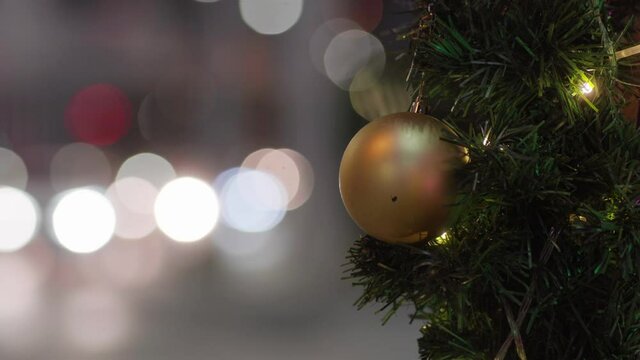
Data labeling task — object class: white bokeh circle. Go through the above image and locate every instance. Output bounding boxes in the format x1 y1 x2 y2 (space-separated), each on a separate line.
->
154 177 220 243
0 187 39 252
239 0 303 35
52 188 116 254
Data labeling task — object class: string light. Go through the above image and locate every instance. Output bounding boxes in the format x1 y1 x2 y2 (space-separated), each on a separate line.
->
571 76 597 104
482 134 490 146
433 232 450 245
580 82 594 95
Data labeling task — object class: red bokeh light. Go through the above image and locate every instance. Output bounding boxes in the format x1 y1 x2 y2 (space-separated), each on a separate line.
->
322 0 384 32
65 84 132 146
348 0 383 32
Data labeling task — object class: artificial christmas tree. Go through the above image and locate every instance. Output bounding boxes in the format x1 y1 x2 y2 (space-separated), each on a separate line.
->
344 1 640 358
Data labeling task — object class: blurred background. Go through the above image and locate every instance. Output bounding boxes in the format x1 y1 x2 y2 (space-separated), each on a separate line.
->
0 0 421 359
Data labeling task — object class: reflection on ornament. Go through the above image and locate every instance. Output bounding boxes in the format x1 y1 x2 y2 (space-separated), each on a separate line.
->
339 112 463 244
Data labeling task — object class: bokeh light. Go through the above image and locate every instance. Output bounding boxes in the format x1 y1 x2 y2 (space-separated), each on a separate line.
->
52 188 116 254
106 178 157 240
62 287 133 353
0 147 28 189
64 84 132 146
279 149 314 209
50 143 112 191
154 177 220 243
256 150 300 204
321 0 384 32
309 19 361 76
116 152 176 188
0 187 40 252
239 0 304 35
242 149 314 210
323 29 385 90
214 168 243 192
219 169 287 233
349 72 411 121
253 149 314 210
241 148 274 169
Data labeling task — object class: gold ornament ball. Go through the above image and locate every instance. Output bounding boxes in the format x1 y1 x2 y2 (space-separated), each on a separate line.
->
339 112 461 244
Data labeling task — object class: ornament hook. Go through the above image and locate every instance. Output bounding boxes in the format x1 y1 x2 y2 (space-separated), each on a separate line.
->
410 79 429 114
410 96 428 114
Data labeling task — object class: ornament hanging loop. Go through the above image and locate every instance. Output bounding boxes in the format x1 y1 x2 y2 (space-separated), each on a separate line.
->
410 95 428 114
410 78 429 114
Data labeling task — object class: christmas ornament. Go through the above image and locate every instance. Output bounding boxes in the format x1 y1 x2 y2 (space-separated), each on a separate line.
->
339 102 461 244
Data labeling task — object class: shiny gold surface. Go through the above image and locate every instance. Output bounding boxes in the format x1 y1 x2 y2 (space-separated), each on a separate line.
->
339 112 460 244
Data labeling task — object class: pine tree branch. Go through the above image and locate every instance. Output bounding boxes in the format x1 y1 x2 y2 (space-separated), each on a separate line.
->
345 0 640 358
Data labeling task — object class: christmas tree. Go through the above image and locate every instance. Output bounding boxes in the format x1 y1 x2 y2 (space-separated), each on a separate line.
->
343 0 640 358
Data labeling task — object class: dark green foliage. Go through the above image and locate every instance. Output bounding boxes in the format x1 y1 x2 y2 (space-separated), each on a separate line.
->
346 0 640 358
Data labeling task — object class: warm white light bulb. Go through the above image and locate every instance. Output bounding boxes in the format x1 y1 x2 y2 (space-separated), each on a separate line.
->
482 134 490 146
580 82 594 94
434 232 450 245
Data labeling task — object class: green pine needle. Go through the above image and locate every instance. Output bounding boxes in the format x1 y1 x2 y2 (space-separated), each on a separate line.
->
345 0 640 358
